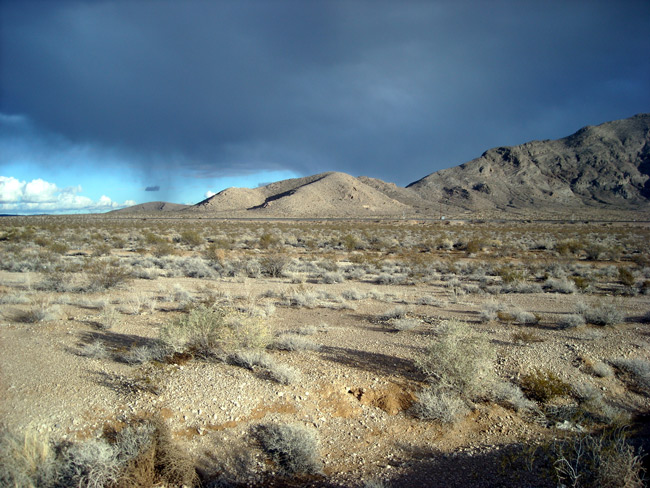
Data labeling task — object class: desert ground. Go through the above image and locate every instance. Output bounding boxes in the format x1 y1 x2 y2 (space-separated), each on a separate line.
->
1 215 649 487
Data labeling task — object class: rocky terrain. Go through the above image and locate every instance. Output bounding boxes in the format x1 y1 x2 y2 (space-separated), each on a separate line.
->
408 113 650 217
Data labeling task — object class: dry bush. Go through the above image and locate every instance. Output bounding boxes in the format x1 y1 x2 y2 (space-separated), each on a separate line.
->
553 429 645 488
0 426 56 487
583 304 624 326
511 330 543 344
416 320 496 399
270 334 321 352
391 317 420 332
558 314 586 329
160 305 270 357
97 305 121 330
14 296 59 324
491 381 536 412
78 341 109 360
253 423 322 475
410 386 469 423
612 358 650 393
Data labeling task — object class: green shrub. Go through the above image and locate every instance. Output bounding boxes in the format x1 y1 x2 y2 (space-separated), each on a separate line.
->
180 229 203 247
520 368 571 403
618 267 636 287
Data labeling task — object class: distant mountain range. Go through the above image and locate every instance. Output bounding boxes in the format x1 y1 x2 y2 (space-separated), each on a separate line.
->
113 113 650 219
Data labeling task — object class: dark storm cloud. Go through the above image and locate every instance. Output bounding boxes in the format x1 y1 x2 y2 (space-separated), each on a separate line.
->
2 0 649 185
145 186 160 192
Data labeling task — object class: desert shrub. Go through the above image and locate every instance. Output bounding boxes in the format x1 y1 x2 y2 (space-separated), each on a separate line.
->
271 334 320 352
416 320 495 399
511 308 539 325
416 295 442 306
14 296 59 323
557 239 582 256
179 229 203 247
0 292 30 305
260 255 288 277
583 304 624 326
381 306 408 321
612 358 650 393
160 305 270 357
588 360 614 378
258 233 279 249
91 242 113 257
266 362 301 385
97 306 120 330
78 341 109 360
319 271 345 284
520 369 571 403
491 381 536 412
552 429 645 488
120 343 168 365
511 330 543 344
618 267 636 287
558 314 586 329
544 278 577 294
152 242 176 257
228 350 275 370
496 265 525 284
410 386 469 423
87 260 131 290
254 423 322 475
0 427 56 487
392 317 420 332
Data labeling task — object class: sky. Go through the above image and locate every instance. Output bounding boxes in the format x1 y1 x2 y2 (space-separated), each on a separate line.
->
1 0 649 214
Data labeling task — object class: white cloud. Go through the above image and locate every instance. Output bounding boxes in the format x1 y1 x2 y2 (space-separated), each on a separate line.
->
0 176 133 214
204 190 216 198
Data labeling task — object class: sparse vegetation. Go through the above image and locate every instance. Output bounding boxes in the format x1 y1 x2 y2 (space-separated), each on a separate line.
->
2 216 650 487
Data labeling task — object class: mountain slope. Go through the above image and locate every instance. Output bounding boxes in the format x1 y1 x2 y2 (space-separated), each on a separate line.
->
408 113 650 213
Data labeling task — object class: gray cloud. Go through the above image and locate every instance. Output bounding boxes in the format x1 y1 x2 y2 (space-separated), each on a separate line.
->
145 186 160 192
1 0 649 186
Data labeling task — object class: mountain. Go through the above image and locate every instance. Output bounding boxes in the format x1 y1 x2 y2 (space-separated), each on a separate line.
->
189 172 409 217
109 201 191 214
111 113 650 219
407 113 650 215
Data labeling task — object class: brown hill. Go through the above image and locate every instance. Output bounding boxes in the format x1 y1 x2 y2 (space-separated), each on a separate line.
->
407 113 650 216
109 201 190 214
189 172 409 217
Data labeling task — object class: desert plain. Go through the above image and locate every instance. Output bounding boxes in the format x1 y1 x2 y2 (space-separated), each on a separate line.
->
1 215 649 487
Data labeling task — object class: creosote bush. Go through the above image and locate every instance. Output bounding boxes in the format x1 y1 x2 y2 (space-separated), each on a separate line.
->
520 368 571 403
416 320 496 399
160 305 270 357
